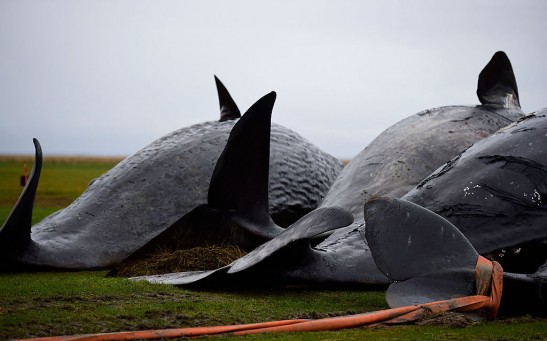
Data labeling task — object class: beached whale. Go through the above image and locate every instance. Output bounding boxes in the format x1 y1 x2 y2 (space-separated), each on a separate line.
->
321 51 523 218
133 51 527 287
0 79 343 270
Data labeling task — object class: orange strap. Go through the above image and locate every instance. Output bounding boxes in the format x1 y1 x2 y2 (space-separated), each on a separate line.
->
474 255 504 320
16 256 503 340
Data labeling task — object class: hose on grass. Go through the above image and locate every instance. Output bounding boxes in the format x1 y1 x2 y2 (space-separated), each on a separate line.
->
17 256 503 340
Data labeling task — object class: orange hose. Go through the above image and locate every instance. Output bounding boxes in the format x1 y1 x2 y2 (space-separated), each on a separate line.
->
76 319 309 341
232 305 420 335
16 256 504 340
16 319 309 341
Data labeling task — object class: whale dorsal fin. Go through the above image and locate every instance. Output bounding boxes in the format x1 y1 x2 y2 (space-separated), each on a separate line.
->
215 75 241 121
0 138 42 254
477 51 520 108
208 92 276 227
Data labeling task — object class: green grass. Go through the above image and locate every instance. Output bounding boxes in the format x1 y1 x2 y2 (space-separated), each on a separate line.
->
0 156 121 225
1 272 545 340
0 156 546 340
1 271 379 339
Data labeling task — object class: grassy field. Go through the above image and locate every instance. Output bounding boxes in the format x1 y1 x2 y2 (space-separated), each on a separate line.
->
1 156 546 340
0 155 122 225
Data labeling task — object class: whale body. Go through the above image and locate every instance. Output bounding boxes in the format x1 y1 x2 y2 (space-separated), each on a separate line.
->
0 78 343 270
133 51 527 287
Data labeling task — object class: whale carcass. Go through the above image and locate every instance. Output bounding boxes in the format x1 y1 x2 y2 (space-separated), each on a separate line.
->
0 78 343 270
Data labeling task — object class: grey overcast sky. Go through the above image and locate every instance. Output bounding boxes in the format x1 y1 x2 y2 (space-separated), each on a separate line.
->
1 1 546 159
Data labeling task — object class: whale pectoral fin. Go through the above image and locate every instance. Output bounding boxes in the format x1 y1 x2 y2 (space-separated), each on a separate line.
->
208 91 280 231
215 75 241 122
0 138 42 256
477 51 520 108
363 197 479 307
125 206 352 286
130 265 232 287
228 206 354 274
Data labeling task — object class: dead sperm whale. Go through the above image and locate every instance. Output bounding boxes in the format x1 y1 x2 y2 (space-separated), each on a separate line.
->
0 80 343 270
403 111 547 274
133 51 526 287
321 51 523 219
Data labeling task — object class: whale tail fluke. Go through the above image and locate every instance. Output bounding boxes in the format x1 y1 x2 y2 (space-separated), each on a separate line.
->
208 91 279 231
215 75 241 121
363 197 547 315
0 138 41 258
477 51 520 108
363 197 479 308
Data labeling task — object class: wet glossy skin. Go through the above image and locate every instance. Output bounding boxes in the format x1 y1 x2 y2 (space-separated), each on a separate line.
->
282 101 523 286
404 111 547 273
133 99 525 287
321 104 523 219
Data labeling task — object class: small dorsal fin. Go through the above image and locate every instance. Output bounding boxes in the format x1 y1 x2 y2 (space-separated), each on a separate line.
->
477 51 520 108
0 138 42 254
208 92 276 226
215 75 241 121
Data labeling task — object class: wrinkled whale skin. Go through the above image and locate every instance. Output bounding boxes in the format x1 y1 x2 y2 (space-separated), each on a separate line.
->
7 120 342 270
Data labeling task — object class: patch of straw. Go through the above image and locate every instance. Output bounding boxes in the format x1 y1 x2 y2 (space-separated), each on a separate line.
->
110 245 246 277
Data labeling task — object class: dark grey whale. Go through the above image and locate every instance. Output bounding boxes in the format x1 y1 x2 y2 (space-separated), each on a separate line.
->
321 51 523 218
0 79 343 270
364 113 547 314
133 51 526 287
403 110 547 274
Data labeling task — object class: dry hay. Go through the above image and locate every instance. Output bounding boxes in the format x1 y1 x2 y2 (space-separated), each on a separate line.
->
110 245 246 277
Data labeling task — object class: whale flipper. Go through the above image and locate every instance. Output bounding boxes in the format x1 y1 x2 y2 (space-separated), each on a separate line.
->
215 75 241 121
228 206 354 274
364 197 547 315
129 206 353 286
0 138 42 257
363 197 479 307
477 51 520 108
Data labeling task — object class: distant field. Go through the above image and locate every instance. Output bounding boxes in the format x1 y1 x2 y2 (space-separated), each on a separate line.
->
0 155 122 225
